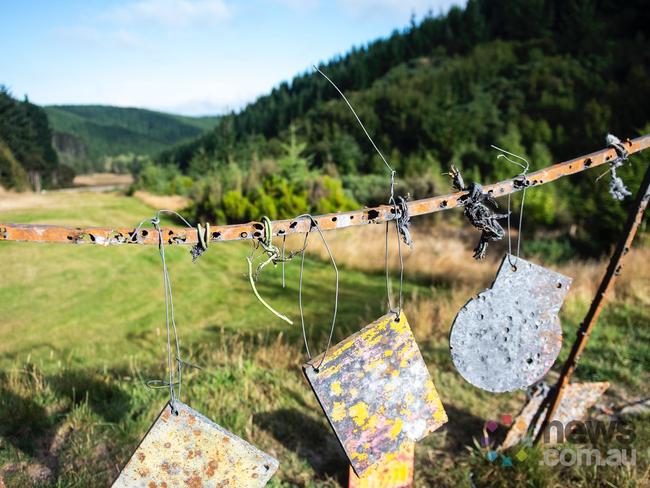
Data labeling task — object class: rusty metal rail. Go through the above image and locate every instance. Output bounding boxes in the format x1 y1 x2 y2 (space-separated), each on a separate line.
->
1 134 649 246
533 160 650 445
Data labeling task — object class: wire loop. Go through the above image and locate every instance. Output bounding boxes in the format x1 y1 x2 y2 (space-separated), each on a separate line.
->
135 209 195 412
296 214 339 371
491 145 530 267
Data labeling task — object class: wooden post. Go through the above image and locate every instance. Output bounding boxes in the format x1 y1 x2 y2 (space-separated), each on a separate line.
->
534 163 650 445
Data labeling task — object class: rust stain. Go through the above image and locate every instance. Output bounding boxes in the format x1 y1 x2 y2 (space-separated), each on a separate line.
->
304 312 447 476
112 401 278 487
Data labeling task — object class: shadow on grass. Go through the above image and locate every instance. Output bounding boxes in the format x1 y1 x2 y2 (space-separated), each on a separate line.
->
254 408 348 484
48 370 131 423
0 389 52 456
438 404 489 452
0 367 130 474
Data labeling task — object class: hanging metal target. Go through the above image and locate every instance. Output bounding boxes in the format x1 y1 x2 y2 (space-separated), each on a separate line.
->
303 312 447 477
112 401 279 487
449 254 572 393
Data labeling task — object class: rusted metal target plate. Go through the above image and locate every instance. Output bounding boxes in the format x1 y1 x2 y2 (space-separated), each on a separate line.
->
450 255 572 393
303 312 447 477
348 441 415 488
502 381 610 449
112 401 279 487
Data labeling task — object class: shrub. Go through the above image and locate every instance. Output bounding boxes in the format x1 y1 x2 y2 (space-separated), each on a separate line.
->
0 140 29 190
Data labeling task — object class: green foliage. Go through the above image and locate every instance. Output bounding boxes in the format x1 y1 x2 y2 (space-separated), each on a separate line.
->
186 148 353 224
526 237 576 264
134 161 194 197
277 125 311 186
0 140 28 190
312 175 358 214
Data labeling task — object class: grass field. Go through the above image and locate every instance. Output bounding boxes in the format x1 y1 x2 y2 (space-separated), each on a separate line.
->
0 191 648 487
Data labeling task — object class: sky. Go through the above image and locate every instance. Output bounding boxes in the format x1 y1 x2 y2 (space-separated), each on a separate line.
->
1 0 464 116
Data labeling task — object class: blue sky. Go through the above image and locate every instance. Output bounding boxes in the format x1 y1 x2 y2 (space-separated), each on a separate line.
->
1 0 464 115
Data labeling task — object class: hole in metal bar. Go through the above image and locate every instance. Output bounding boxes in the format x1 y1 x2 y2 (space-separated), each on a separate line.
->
367 209 380 221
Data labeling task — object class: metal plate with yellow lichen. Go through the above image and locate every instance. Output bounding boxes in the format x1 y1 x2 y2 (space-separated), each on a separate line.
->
303 312 447 477
348 441 415 488
112 401 279 487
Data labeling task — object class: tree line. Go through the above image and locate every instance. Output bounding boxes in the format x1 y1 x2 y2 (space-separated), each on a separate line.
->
0 88 73 191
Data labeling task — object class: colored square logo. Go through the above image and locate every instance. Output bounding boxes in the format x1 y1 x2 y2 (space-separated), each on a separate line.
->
515 449 528 462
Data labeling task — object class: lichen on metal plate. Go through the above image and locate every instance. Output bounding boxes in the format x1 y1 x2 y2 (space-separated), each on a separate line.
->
112 401 279 487
501 381 610 449
348 441 415 488
303 312 447 477
450 254 572 393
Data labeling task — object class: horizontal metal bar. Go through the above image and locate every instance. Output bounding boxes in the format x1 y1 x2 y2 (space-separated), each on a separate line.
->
1 134 649 246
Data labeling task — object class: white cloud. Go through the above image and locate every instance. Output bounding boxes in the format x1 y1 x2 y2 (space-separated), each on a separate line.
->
55 26 144 48
269 0 320 11
107 0 231 27
337 0 463 19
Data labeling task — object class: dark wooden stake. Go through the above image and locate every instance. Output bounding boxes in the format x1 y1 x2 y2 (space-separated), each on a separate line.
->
534 163 650 445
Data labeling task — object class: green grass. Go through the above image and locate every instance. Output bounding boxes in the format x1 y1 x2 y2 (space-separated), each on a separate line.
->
0 192 648 487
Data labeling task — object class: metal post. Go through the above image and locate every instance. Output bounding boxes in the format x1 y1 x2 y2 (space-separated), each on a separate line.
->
534 162 650 445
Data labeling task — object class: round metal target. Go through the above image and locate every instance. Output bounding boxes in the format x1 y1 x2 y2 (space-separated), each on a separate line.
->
449 255 572 393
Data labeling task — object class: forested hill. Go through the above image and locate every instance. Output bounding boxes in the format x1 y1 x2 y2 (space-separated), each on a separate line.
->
156 0 650 255
45 105 219 173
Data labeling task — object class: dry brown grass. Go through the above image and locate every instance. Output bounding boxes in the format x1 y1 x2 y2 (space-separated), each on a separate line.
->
0 189 44 211
308 222 649 300
302 221 650 340
132 190 189 212
403 285 475 342
306 222 500 288
72 173 133 187
560 245 650 305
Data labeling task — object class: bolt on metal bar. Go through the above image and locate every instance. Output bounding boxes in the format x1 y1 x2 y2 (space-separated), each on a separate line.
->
1 134 649 246
533 161 650 445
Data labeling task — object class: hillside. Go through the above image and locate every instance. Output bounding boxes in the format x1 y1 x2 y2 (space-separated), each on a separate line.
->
155 0 650 256
45 105 219 173
0 87 71 190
